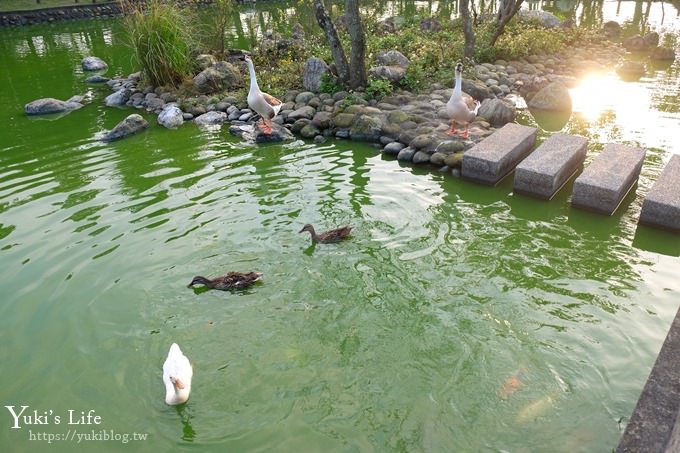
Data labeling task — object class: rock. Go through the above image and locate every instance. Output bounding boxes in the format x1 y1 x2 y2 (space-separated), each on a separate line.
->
295 91 316 104
412 151 431 164
369 65 407 83
377 50 410 67
194 111 228 126
410 134 435 150
397 146 416 162
300 123 321 138
436 141 465 154
478 98 516 127
623 35 648 51
157 104 184 129
350 114 382 142
102 114 148 142
603 21 621 38
444 152 465 168
302 58 329 92
651 47 676 61
291 119 311 133
332 112 356 128
527 82 572 111
616 61 646 81
82 56 108 71
313 135 326 144
85 75 109 83
229 122 294 143
420 17 440 32
430 152 446 166
462 79 494 100
288 105 316 121
105 88 132 107
387 110 410 124
195 54 217 70
193 61 242 94
24 97 82 115
333 91 349 101
145 98 166 111
383 141 406 155
518 10 561 28
644 32 660 48
311 111 333 129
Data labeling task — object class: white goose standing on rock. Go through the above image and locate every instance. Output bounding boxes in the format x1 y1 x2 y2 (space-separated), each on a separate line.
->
446 62 480 138
244 54 282 134
163 343 193 406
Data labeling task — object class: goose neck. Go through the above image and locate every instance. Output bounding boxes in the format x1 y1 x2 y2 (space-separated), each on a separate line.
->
246 60 260 93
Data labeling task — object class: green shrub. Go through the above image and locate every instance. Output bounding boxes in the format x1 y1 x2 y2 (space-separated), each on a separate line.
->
365 78 393 100
121 0 195 87
319 72 343 94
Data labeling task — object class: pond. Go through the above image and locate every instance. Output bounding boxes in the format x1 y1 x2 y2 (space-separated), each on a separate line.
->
1 2 679 452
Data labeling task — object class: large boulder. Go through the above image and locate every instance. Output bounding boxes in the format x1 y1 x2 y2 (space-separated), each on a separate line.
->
477 98 516 127
350 114 382 142
527 82 572 111
651 46 676 61
302 57 329 92
518 10 561 28
193 111 228 126
623 35 649 51
193 61 242 94
105 88 132 107
371 50 410 84
103 114 149 142
603 21 621 38
24 97 83 115
82 56 108 71
462 78 494 100
616 61 646 81
377 50 410 67
157 104 184 129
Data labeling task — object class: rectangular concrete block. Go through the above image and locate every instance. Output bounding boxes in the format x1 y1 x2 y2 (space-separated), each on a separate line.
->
639 154 680 232
571 143 646 215
514 133 588 200
461 123 538 185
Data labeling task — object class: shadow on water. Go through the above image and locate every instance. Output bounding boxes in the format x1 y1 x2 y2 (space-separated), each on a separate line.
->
175 405 196 442
633 225 680 256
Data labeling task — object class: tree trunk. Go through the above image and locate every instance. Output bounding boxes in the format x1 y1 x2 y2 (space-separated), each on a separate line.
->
460 0 475 59
490 0 524 46
313 0 350 84
345 0 366 89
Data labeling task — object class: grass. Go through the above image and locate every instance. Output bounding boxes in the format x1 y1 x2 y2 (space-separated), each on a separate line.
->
0 1 116 13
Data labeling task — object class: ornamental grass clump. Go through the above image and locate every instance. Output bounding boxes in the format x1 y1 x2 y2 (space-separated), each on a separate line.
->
120 0 195 87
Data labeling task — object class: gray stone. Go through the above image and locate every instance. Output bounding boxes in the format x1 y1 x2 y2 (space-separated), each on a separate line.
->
229 122 294 143
195 54 217 70
652 47 676 61
350 114 382 142
157 104 184 129
397 146 416 162
383 142 406 155
377 50 410 67
571 143 646 215
311 111 333 129
514 133 588 200
478 98 516 127
369 65 407 83
527 82 572 111
462 123 538 185
295 91 316 104
105 89 132 107
194 111 228 126
300 123 321 139
412 151 431 164
238 112 253 122
617 304 680 453
288 105 316 121
193 61 242 94
24 97 82 115
302 58 329 92
102 114 148 142
639 154 680 232
82 56 108 71
145 98 166 111
85 75 109 83
430 152 446 166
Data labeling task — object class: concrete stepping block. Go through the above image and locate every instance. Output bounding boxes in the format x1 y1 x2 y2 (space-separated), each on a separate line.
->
514 133 588 200
639 154 680 232
571 143 646 215
461 123 538 185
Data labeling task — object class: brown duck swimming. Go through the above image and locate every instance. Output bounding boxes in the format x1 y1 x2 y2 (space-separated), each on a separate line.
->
299 223 352 243
187 272 263 290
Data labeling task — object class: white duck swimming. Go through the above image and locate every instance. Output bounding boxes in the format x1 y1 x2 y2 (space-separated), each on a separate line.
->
446 62 480 138
163 343 193 406
244 54 282 134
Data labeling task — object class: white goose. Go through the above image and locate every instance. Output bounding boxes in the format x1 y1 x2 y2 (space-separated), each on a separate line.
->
446 62 480 138
244 54 282 134
163 343 193 406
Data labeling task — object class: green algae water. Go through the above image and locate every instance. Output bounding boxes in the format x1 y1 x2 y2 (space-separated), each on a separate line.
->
1 15 680 453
